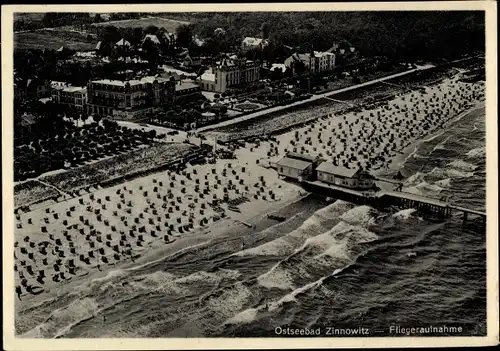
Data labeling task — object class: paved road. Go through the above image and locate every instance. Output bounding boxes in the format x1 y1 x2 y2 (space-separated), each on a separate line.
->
195 65 435 133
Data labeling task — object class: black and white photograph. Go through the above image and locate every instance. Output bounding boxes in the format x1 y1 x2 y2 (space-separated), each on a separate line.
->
2 2 498 349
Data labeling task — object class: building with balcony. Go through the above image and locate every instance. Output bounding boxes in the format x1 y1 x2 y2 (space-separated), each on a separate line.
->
51 83 88 111
86 76 175 120
197 57 260 93
284 51 336 75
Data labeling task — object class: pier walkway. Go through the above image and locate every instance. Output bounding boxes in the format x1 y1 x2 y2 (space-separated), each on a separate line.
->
377 190 449 207
300 180 485 223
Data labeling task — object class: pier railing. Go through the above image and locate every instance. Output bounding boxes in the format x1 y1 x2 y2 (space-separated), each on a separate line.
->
297 180 485 224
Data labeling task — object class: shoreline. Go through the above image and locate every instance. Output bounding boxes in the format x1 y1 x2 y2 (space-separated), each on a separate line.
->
12 62 461 210
15 181 306 313
380 100 486 177
14 75 485 316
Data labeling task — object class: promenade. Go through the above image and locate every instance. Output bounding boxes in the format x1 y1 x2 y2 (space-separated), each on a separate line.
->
196 64 434 133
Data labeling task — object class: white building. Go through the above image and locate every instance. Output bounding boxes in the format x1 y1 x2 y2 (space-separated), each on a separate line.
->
316 162 374 190
284 51 336 74
276 156 313 181
270 63 287 73
51 82 87 111
197 57 260 93
241 37 269 52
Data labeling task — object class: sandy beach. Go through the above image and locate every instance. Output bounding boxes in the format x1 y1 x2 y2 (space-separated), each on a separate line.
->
14 146 305 313
218 75 484 177
14 71 485 317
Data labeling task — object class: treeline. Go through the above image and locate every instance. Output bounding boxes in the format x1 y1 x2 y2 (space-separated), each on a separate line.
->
173 11 485 61
14 12 144 32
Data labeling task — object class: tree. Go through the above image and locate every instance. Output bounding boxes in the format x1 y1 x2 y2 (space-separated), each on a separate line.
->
293 59 307 77
81 114 89 125
142 38 160 73
145 25 159 35
260 22 270 39
131 27 144 46
102 25 121 45
176 24 194 48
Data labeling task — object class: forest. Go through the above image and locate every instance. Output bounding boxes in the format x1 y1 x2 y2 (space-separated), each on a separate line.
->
15 11 484 62
162 11 485 61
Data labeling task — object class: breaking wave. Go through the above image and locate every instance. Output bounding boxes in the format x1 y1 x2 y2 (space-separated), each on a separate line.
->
427 167 474 180
448 159 478 172
466 147 486 158
392 208 417 221
404 172 427 187
256 205 379 290
435 178 452 188
176 269 241 284
22 298 99 339
234 200 354 257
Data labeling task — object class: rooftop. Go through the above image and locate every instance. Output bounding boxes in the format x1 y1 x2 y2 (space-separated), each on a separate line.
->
242 37 269 46
316 162 360 178
91 76 168 87
276 157 312 171
175 81 199 91
50 81 68 89
143 34 160 44
116 38 131 47
270 63 287 72
62 86 86 93
286 152 319 163
200 71 215 82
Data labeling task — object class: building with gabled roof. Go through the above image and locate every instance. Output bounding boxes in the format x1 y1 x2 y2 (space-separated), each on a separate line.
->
162 32 176 47
142 34 161 45
116 38 131 47
316 162 374 190
276 156 314 181
241 37 270 52
276 152 324 181
284 51 336 74
197 56 260 93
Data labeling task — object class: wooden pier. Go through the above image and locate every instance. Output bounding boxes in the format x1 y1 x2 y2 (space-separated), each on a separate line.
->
300 180 486 225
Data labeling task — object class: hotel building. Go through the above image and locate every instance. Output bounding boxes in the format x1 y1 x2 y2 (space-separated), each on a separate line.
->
51 82 88 112
86 77 175 120
284 51 336 74
198 57 260 93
